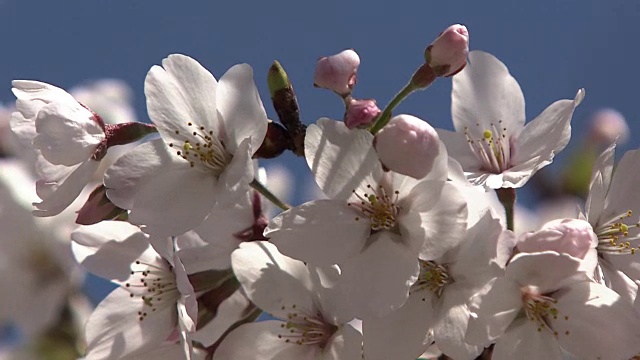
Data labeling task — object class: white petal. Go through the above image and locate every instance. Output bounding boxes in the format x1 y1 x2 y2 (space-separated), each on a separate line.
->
452 51 525 138
599 256 640 303
449 211 509 278
490 160 534 188
104 139 177 210
436 128 482 171
145 54 219 146
217 63 268 154
585 142 615 222
554 281 640 359
363 294 433 360
492 317 563 360
71 221 151 281
128 161 216 237
401 181 467 260
305 118 382 200
512 89 585 170
212 321 315 360
339 232 419 319
85 287 176 360
506 252 581 293
466 277 522 345
231 241 314 317
214 137 254 207
266 200 371 266
12 80 77 105
10 102 37 144
434 305 483 360
33 101 104 166
33 158 99 216
597 147 640 230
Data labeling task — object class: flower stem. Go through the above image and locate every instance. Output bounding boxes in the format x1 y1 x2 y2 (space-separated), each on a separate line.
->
369 82 416 135
496 188 516 231
250 179 291 211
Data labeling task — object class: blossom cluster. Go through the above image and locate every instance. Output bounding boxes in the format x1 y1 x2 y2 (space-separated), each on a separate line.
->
2 24 640 360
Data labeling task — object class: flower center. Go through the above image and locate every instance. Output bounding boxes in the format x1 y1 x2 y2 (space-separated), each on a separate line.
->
410 260 452 298
596 210 640 255
465 121 511 173
348 184 400 231
521 286 570 337
276 304 338 349
124 258 178 321
169 122 231 175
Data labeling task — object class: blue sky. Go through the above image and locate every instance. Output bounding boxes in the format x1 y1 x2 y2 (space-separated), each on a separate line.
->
0 0 638 302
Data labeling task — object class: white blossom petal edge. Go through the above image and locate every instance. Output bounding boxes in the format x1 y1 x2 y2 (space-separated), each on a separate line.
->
438 51 584 189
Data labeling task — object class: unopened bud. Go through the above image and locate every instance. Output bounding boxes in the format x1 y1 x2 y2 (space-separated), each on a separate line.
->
588 108 629 145
374 114 440 179
518 218 597 262
424 24 469 77
344 98 381 129
268 61 306 156
313 49 360 96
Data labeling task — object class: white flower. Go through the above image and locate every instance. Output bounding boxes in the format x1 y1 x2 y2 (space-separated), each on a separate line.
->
213 241 362 360
585 143 640 302
437 51 584 189
266 119 467 318
105 54 268 236
363 211 514 360
466 251 640 359
71 221 196 360
10 80 106 216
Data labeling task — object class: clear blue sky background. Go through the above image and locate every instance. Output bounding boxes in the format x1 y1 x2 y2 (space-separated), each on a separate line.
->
0 0 638 303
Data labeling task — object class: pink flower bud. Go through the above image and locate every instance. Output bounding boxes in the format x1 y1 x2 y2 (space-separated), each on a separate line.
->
425 24 469 77
588 108 629 145
313 49 360 96
518 219 598 270
374 114 440 179
344 98 381 129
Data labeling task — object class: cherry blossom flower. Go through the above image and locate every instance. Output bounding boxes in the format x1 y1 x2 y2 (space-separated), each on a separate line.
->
71 221 196 360
437 51 584 189
213 241 362 360
363 211 514 360
466 251 640 359
105 54 268 236
10 81 106 216
266 119 467 318
585 143 640 303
